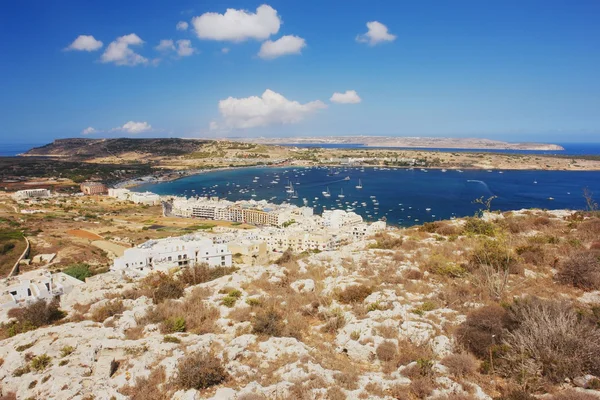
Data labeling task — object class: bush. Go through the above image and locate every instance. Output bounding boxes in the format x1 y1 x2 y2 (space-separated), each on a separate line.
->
162 317 186 333
275 249 295 265
178 264 236 287
319 308 346 334
441 353 478 377
91 300 124 322
120 366 169 400
153 279 184 304
369 232 403 249
501 297 600 383
221 295 237 308
176 352 228 390
30 354 52 371
6 299 65 336
456 304 509 359
548 390 598 400
163 335 181 344
468 239 519 274
60 346 74 358
252 308 284 337
376 340 398 362
336 284 372 304
556 250 600 290
463 218 496 236
62 263 92 281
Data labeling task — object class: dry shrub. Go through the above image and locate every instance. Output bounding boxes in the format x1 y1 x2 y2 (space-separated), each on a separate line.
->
275 249 296 265
441 353 479 377
590 241 600 250
556 250 600 290
576 218 600 241
237 394 267 400
468 239 519 274
252 307 284 336
126 272 184 304
369 232 404 249
119 364 165 400
420 221 458 236
404 269 423 280
409 377 434 398
502 216 528 234
176 352 227 390
6 299 65 336
333 371 359 390
178 264 236 287
325 387 346 400
432 394 478 400
548 390 598 400
145 288 219 335
319 308 346 334
91 300 124 322
456 304 508 359
336 284 372 304
501 297 600 383
438 281 483 310
396 339 433 366
516 245 548 266
376 340 398 362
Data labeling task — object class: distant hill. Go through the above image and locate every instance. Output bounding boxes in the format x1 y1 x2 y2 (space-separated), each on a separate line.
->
23 138 210 159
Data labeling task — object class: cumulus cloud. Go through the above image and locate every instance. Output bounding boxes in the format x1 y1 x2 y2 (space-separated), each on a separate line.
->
101 34 148 66
218 89 326 129
176 40 196 56
330 90 362 104
258 35 306 59
192 4 280 42
113 121 152 134
155 39 175 52
66 35 103 51
176 21 189 31
81 127 99 135
356 21 396 45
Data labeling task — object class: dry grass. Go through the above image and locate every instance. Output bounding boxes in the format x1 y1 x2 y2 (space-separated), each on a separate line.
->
376 340 398 362
556 250 600 290
336 284 372 304
176 352 228 390
441 353 479 377
91 300 124 323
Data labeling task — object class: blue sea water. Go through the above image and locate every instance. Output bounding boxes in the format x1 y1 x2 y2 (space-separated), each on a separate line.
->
0 143 44 156
134 166 600 227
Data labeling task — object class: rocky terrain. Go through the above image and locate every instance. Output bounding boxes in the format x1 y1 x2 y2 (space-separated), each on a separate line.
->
1 208 600 399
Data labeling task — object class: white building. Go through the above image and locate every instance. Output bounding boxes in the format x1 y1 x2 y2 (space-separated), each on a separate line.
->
112 234 232 276
0 270 84 314
130 191 161 205
322 209 363 229
12 188 51 201
350 220 387 239
108 188 131 201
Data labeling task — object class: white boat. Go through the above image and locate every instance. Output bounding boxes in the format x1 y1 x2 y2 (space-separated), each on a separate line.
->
270 180 278 184
338 189 345 198
286 183 295 194
291 191 298 199
355 179 363 189
323 187 331 197
251 190 257 198
343 176 350 181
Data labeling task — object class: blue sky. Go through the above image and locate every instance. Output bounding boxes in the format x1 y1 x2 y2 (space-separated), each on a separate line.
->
1 0 599 144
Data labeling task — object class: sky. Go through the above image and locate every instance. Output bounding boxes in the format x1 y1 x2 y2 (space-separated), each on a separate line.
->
1 0 600 144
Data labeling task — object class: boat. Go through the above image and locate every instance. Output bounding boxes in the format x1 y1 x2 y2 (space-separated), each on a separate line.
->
343 176 350 181
291 191 298 199
286 183 295 194
251 190 257 198
355 179 363 189
338 189 345 198
323 187 331 197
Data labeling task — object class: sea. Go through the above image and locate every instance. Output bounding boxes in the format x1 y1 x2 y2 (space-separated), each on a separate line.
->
133 166 600 227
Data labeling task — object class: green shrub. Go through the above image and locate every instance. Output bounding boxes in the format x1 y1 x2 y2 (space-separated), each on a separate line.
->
62 263 92 281
221 295 237 308
463 218 496 236
162 317 186 333
163 335 181 344
60 346 74 358
30 354 52 371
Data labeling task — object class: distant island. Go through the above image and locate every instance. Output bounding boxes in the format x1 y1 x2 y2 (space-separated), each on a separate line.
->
229 136 565 151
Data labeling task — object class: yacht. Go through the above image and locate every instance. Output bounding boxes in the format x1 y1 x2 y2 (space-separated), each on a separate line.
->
338 189 345 198
286 183 295 194
343 176 350 181
322 187 331 197
355 179 363 189
291 191 299 199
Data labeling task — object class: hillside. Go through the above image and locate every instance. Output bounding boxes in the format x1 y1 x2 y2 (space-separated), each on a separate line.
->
23 138 211 160
1 208 600 399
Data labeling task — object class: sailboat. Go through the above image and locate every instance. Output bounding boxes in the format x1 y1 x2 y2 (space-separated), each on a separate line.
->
355 179 363 189
286 182 295 194
322 187 331 197
338 188 345 198
291 190 299 199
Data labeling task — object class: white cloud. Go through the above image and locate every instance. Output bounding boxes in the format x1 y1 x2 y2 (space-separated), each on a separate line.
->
356 21 396 45
66 35 103 52
258 35 306 59
330 90 362 104
221 47 230 54
192 5 280 42
81 127 98 135
176 40 196 57
113 121 152 134
218 89 326 129
176 21 189 31
101 34 148 66
155 39 175 52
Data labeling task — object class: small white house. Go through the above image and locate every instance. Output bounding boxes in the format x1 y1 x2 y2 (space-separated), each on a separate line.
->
112 234 232 277
0 270 84 315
